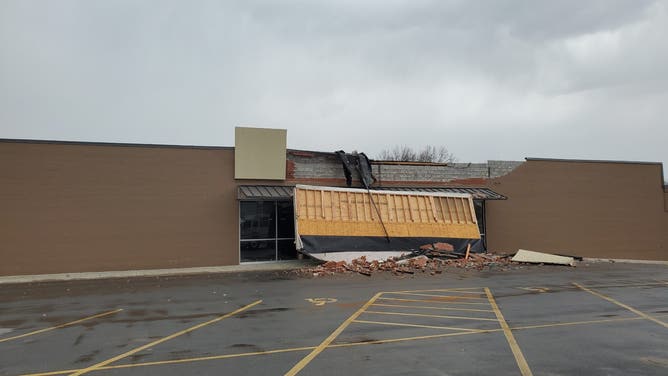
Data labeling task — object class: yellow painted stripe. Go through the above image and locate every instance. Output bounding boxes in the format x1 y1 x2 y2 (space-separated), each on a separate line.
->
371 303 494 313
353 319 484 332
21 331 489 376
284 292 382 376
363 310 498 321
387 287 485 293
23 313 668 376
378 297 489 305
67 300 262 376
573 283 668 329
485 288 533 376
384 291 487 300
512 316 645 331
20 346 314 376
580 282 668 289
0 309 122 344
332 330 492 346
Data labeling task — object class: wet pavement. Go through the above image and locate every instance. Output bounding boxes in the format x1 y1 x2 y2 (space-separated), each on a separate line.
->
1 262 667 375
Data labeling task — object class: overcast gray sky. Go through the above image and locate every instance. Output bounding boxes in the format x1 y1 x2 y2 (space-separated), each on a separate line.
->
1 0 667 172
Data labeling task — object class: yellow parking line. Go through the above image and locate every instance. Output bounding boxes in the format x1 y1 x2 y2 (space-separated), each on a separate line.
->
378 297 489 305
372 303 494 313
485 288 533 376
573 283 668 329
384 292 487 300
20 331 492 376
388 287 484 293
20 346 315 376
353 319 484 332
0 309 122 344
513 316 644 331
283 292 382 376
581 282 668 289
25 312 668 376
363 310 498 321
67 300 262 376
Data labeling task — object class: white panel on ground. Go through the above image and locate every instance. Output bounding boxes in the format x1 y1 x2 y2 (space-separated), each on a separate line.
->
511 249 576 266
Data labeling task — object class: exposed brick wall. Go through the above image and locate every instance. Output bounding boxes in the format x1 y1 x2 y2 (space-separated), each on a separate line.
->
286 151 523 186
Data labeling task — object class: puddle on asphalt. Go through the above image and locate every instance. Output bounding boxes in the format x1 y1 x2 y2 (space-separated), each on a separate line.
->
235 307 291 318
0 319 26 327
229 343 265 352
75 349 100 363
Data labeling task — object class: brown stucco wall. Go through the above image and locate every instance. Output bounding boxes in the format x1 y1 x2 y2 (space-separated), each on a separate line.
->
0 141 241 276
486 160 668 260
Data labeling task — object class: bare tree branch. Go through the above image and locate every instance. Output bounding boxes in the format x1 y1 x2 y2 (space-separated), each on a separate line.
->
376 145 456 163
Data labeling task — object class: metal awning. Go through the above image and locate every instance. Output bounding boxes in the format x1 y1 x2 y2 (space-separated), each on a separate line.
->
238 185 506 200
374 187 507 200
238 185 294 200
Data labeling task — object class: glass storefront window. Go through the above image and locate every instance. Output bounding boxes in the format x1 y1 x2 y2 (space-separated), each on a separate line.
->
473 200 486 250
240 201 276 240
240 200 297 262
240 241 276 262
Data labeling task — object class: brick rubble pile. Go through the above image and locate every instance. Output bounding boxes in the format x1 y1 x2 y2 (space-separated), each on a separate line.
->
300 242 519 277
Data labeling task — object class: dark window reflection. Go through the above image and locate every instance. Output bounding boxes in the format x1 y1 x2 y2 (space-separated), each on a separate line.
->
240 201 276 240
277 201 295 238
240 199 296 262
240 241 276 262
473 200 486 250
277 239 297 260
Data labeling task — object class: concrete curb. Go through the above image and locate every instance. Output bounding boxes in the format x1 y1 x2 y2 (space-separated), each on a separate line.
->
583 257 668 265
0 260 318 285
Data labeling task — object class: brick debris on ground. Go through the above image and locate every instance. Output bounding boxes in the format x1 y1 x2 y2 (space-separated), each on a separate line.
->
296 242 540 277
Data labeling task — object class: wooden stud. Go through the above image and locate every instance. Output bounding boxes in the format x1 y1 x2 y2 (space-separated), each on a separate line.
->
429 196 439 222
320 190 325 219
449 197 461 224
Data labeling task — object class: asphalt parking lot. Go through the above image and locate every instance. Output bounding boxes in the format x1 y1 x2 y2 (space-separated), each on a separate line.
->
1 262 667 375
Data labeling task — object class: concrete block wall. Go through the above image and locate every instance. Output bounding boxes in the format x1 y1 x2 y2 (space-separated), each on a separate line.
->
488 161 525 178
288 152 359 181
286 151 523 185
372 163 490 183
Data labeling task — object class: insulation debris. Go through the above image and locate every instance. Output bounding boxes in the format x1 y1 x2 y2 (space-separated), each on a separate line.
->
511 249 577 266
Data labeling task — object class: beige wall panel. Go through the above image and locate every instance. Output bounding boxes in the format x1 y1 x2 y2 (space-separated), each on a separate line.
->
0 142 241 276
234 127 286 180
486 161 668 260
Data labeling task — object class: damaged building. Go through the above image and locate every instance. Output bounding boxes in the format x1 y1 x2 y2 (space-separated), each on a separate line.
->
1 126 667 276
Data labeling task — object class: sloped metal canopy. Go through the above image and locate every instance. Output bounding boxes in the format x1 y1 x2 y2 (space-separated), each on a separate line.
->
238 185 506 200
374 187 507 200
237 185 294 200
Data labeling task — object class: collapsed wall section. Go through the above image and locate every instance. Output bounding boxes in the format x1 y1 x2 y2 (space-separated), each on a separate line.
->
294 185 482 256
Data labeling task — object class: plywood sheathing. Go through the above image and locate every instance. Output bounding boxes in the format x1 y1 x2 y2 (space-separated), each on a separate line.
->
295 185 480 239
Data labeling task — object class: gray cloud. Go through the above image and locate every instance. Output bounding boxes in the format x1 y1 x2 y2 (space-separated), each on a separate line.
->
1 0 666 174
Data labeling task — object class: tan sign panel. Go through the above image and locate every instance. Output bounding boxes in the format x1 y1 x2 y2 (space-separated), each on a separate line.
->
234 127 287 180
